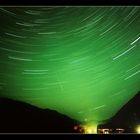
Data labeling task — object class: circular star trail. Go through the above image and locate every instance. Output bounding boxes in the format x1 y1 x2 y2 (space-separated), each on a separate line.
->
0 6 140 126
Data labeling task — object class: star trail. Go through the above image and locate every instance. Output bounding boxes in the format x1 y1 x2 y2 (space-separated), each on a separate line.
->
0 6 140 126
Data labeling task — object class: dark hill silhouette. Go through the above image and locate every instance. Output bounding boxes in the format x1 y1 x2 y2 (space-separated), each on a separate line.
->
0 97 79 133
98 91 140 133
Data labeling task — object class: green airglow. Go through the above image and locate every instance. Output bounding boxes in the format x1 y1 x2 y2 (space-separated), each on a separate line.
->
0 7 140 125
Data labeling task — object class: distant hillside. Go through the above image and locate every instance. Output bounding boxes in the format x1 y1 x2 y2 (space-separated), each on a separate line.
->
98 91 140 133
0 98 79 133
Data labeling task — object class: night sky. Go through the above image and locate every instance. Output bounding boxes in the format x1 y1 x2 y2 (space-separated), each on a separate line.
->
0 6 140 128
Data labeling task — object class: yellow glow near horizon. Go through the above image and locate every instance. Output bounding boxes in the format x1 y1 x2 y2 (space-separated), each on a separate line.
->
83 124 97 134
136 125 140 134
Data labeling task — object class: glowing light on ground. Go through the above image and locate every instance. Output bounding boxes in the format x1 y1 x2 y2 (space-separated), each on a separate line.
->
83 124 97 134
136 125 140 134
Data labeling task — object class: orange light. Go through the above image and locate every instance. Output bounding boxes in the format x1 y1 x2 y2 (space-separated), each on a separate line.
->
74 125 78 130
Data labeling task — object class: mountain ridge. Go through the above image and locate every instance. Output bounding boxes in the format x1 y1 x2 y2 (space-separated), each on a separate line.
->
98 91 140 133
0 97 79 133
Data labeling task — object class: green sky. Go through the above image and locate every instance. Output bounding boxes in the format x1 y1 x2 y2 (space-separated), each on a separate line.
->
0 6 140 125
